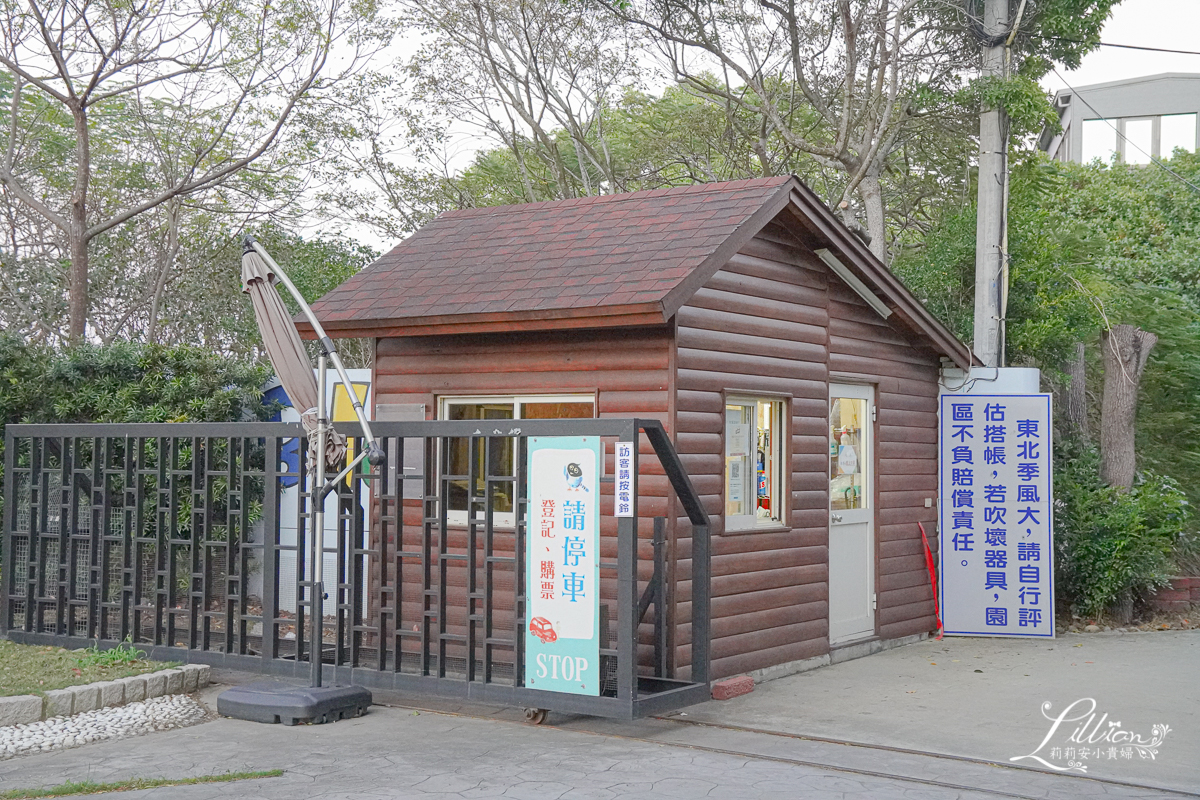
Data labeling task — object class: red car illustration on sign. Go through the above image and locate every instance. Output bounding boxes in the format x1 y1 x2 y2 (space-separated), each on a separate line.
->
529 617 557 643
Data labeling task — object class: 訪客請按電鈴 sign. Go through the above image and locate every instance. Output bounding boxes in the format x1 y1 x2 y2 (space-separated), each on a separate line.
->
525 436 602 695
939 395 1054 637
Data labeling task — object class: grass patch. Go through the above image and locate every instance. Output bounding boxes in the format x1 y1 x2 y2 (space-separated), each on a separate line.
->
0 640 174 697
0 770 284 798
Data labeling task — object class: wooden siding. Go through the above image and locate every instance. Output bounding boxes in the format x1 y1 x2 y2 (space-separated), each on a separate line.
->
826 270 942 644
671 217 940 680
371 327 676 668
367 213 945 683
671 221 829 679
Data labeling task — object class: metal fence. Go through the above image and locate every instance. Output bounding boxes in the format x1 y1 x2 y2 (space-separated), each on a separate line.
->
2 419 710 719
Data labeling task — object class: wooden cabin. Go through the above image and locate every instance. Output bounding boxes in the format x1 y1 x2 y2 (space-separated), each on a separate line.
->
307 176 971 681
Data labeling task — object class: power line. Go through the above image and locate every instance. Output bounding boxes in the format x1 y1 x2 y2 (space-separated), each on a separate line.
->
1051 68 1200 197
1097 41 1200 56
1041 37 1200 56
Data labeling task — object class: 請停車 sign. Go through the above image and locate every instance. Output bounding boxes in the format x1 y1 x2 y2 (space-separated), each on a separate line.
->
525 436 602 694
939 394 1054 637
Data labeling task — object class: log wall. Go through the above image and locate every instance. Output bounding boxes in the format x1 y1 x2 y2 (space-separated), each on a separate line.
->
670 217 941 679
371 327 676 670
368 211 943 683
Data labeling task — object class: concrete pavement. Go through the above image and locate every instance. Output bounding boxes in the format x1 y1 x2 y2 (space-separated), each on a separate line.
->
0 631 1195 798
0 690 1191 800
668 630 1199 793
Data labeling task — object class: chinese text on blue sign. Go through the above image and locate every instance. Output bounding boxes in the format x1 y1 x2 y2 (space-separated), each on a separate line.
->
525 437 602 694
939 395 1054 637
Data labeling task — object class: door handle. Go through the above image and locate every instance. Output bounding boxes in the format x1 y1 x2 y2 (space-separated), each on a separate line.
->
831 513 843 523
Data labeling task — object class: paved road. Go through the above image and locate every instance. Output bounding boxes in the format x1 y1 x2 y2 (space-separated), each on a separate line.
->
0 684 1192 800
675 630 1200 793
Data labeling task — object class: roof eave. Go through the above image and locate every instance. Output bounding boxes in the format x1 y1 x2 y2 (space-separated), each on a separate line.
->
781 184 976 370
297 301 669 340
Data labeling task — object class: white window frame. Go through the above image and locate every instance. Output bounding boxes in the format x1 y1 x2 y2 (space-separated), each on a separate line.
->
724 396 786 533
1118 116 1156 164
438 394 596 526
1159 112 1198 158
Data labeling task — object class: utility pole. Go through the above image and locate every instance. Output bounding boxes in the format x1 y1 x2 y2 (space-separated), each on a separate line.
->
973 0 1011 367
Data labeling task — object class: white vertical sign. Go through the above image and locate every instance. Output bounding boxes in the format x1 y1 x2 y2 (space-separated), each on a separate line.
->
939 394 1054 637
615 441 634 518
525 436 601 695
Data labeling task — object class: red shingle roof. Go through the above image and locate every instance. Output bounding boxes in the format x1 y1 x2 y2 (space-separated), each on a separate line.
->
310 177 793 327
305 176 974 368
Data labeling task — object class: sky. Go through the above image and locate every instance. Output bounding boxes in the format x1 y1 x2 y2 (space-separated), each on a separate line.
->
337 0 1200 251
1043 0 1200 93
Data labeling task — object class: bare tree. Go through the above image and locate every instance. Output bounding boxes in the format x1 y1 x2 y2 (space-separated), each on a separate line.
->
310 72 453 241
402 0 641 202
0 0 386 341
599 0 972 261
1064 341 1089 440
1100 325 1157 490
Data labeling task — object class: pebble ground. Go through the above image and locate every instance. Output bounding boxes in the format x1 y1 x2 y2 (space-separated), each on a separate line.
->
0 694 206 760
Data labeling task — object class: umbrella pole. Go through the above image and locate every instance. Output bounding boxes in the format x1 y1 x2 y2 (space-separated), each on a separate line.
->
311 353 328 689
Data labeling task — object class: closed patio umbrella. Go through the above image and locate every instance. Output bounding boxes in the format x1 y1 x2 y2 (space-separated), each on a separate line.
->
241 241 347 467
238 235 383 694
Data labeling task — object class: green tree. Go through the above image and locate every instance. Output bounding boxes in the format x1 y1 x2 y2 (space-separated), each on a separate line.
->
0 0 388 341
895 150 1200 612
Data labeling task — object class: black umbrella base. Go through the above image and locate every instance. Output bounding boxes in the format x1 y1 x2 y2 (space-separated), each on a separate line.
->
217 681 372 726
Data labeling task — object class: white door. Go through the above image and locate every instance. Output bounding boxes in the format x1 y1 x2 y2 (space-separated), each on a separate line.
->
828 384 875 644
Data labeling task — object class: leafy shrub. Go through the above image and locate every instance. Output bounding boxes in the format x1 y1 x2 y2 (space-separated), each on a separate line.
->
1054 441 1191 617
0 336 276 567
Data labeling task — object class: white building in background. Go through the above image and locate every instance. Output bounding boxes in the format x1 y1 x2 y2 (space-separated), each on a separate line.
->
1038 73 1200 164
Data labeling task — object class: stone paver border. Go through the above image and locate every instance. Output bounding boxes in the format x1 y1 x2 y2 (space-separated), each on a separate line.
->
0 665 209 727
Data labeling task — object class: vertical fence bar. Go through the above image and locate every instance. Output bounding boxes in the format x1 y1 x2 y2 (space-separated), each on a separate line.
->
121 437 134 644
261 435 279 665
132 438 145 644
56 437 72 636
482 441 494 686
160 435 170 645
436 436 448 678
383 434 397 674
380 434 394 674
89 436 104 640
221 437 233 654
232 437 245 655
422 436 435 677
27 438 41 635
2 421 712 719
616 423 638 712
30 439 43 635
296 435 309 673
652 516 666 678
349 436 365 669
466 437 482 684
190 436 204 651
1 431 14 635
512 434 526 689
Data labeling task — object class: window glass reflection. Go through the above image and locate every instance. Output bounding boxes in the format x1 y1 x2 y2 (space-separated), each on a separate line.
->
830 397 867 511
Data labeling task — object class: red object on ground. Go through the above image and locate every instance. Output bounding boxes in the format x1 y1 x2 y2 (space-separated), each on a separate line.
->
529 617 557 643
919 522 943 640
711 675 755 701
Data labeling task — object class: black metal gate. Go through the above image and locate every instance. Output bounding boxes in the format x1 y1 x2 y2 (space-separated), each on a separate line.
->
2 419 710 719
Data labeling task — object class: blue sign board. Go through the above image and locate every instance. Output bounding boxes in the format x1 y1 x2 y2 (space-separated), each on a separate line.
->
939 394 1055 637
525 436 602 695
